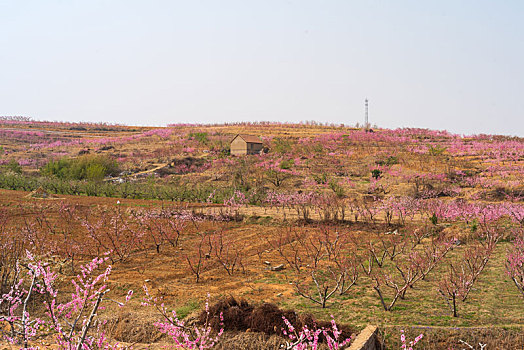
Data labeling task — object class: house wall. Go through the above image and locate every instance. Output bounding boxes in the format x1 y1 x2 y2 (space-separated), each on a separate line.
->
247 142 263 155
230 137 247 155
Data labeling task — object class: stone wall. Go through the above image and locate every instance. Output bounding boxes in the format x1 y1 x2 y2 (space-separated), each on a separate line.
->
346 325 379 350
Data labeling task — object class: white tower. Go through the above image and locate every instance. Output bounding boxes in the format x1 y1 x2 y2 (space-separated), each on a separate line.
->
365 98 369 129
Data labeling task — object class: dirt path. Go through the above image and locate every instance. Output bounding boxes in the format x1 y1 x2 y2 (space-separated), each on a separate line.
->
104 163 168 181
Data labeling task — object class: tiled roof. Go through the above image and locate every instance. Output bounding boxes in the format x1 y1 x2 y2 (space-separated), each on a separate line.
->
234 134 263 144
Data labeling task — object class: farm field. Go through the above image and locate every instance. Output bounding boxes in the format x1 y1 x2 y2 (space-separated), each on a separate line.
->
0 118 523 349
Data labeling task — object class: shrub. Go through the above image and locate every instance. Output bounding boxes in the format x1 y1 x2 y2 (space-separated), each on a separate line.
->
273 138 292 154
143 288 223 349
189 132 209 144
41 154 119 181
428 145 446 156
4 159 22 174
312 143 324 154
68 154 119 180
328 180 345 198
280 159 295 170
371 169 382 179
281 315 353 350
375 156 399 167
386 155 399 165
313 173 328 184
40 157 70 178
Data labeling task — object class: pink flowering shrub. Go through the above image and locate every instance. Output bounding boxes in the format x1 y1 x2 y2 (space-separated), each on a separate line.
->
0 251 132 349
400 330 424 349
281 315 352 350
0 261 44 347
142 287 224 349
507 235 524 297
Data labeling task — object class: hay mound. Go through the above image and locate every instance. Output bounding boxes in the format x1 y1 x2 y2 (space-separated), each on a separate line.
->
200 297 355 342
25 187 60 199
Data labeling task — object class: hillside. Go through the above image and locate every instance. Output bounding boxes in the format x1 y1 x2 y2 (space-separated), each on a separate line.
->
0 118 523 348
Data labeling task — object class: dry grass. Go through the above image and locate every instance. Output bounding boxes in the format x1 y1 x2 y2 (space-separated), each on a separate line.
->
382 325 524 349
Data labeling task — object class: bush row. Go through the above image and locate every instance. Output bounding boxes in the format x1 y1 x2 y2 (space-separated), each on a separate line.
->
0 172 238 202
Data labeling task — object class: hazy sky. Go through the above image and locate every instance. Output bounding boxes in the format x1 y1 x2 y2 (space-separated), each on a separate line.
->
1 1 523 136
